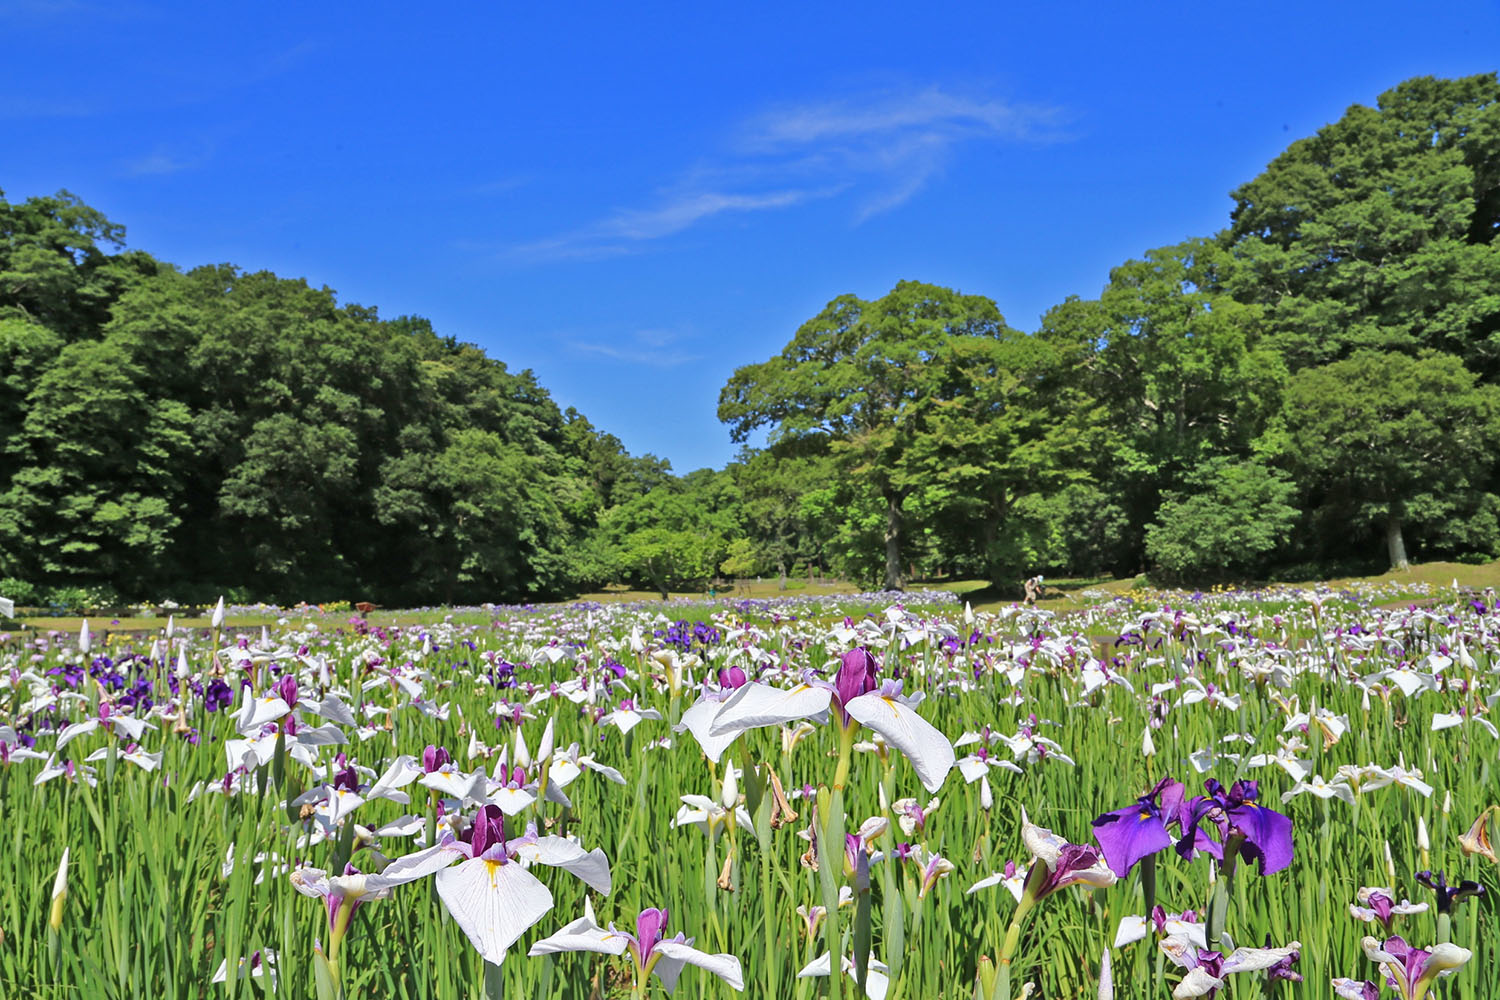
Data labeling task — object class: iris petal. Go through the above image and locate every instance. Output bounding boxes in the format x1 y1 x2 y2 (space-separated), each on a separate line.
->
1091 805 1171 877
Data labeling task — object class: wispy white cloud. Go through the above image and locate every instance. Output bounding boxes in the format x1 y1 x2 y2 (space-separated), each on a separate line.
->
124 142 212 176
741 86 1067 219
470 175 533 197
515 187 830 261
743 87 1059 149
0 94 97 119
513 84 1067 260
0 0 154 21
567 328 703 367
605 189 818 240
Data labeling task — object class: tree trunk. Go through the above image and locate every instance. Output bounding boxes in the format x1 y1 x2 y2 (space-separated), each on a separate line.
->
982 490 1007 588
1386 511 1410 570
883 494 903 591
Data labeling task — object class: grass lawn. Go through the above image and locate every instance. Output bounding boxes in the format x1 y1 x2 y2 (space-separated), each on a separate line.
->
9 558 1499 635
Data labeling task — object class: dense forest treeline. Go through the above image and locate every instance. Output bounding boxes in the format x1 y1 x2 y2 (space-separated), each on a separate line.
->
3 73 1499 605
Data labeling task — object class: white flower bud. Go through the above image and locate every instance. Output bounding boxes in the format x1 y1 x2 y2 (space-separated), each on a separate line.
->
48 847 69 931
720 765 738 810
538 717 555 762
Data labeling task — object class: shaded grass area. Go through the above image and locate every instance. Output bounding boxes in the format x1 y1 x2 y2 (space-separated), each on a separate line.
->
10 559 1500 635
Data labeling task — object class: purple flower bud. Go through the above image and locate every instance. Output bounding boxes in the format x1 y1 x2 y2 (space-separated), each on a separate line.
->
422 745 451 773
718 665 748 689
635 907 668 960
469 804 508 858
832 647 879 722
275 674 299 708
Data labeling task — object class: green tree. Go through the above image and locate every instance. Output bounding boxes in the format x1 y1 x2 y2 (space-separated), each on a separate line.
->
1224 74 1500 375
726 446 832 589
901 326 1098 586
1143 458 1299 583
1269 350 1500 570
719 281 1008 589
0 189 158 341
599 470 738 599
1037 240 1285 572
0 336 194 591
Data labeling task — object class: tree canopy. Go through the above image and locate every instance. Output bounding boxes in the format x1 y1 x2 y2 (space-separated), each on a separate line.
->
6 71 1500 604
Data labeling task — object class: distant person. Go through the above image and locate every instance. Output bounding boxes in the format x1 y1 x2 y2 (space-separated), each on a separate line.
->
1023 576 1040 605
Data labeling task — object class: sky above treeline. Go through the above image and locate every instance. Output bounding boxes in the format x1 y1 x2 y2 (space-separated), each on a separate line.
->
4 2 1499 472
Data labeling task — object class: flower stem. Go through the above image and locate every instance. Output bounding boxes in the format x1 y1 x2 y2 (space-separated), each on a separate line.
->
483 959 504 1000
1139 853 1157 920
989 877 1040 1000
853 880 872 997
818 721 858 1000
1206 836 1243 948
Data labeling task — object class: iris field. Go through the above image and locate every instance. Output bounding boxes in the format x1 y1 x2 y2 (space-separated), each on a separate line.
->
1 583 1496 999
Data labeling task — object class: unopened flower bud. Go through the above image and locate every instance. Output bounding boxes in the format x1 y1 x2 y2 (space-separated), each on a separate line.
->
720 766 738 810
48 848 69 931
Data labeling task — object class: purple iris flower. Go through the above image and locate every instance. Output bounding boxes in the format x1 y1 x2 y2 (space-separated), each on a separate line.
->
1178 779 1294 875
275 674 299 708
1362 935 1473 999
1266 938 1302 983
831 647 879 724
1151 905 1198 933
1029 843 1115 900
1091 777 1185 877
204 678 233 712
717 666 747 689
1414 871 1484 914
332 758 359 793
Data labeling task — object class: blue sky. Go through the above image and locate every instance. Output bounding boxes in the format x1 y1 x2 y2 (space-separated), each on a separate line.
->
4 2 1498 471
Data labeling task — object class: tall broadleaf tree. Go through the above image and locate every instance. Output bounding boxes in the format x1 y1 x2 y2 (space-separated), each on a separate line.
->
1224 73 1500 375
719 280 1009 590
1265 350 1500 570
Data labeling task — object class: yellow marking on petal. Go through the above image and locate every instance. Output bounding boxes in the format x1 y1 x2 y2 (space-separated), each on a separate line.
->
484 859 502 887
